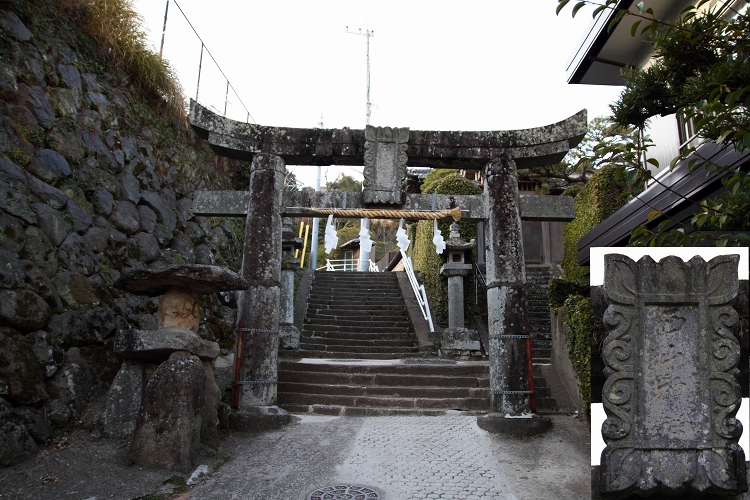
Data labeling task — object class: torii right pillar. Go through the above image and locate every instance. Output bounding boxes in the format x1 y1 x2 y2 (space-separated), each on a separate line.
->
477 154 552 435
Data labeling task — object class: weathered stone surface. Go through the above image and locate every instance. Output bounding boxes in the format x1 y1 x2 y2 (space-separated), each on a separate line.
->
191 101 587 169
81 130 118 171
0 156 29 195
132 232 159 263
114 327 220 362
137 205 157 233
0 213 25 253
52 271 99 309
47 347 107 418
27 149 71 183
129 352 205 473
99 360 144 439
0 180 36 224
44 398 70 426
57 63 82 95
193 243 214 265
0 251 25 289
29 330 64 379
140 190 176 234
109 200 140 235
0 421 36 467
0 11 32 41
114 264 249 296
0 327 48 405
61 202 89 238
362 125 409 205
476 413 552 436
200 361 220 451
600 254 746 498
58 232 98 276
27 174 67 209
0 59 17 100
117 171 141 204
169 231 195 264
235 154 285 408
279 325 300 350
11 407 51 444
21 226 57 277
0 289 50 332
91 186 114 216
83 225 108 254
19 84 53 130
519 193 575 222
440 327 481 351
20 260 63 312
34 202 71 247
229 405 291 433
483 155 534 418
46 308 121 348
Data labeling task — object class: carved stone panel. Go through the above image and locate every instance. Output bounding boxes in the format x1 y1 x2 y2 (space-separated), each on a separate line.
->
600 254 746 498
362 126 409 206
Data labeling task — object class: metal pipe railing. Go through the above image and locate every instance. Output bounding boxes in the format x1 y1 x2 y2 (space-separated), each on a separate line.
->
401 250 434 332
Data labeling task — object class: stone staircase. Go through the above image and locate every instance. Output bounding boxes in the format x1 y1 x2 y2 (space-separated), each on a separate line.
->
277 269 562 415
525 265 554 364
295 271 420 359
278 359 489 416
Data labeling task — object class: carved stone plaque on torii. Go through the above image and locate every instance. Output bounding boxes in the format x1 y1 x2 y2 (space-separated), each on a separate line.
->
188 100 587 434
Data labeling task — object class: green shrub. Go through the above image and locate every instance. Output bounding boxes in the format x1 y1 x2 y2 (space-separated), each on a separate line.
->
547 278 589 309
561 165 628 283
411 173 481 327
563 294 592 416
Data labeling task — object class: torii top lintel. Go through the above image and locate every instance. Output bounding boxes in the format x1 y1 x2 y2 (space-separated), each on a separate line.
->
189 101 587 170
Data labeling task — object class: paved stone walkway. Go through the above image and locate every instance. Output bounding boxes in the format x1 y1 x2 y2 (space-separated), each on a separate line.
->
0 413 590 500
335 416 515 500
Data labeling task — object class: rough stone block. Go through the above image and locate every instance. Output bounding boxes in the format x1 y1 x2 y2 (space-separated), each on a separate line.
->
228 405 291 433
128 352 205 472
99 360 144 439
114 327 220 362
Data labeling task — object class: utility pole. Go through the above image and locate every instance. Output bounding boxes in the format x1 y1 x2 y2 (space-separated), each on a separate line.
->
159 0 170 59
309 114 324 270
347 26 374 271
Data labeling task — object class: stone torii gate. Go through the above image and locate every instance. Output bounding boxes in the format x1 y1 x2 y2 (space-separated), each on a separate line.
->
189 101 586 434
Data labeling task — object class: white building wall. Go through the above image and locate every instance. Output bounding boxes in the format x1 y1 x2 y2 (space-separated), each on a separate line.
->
645 114 682 178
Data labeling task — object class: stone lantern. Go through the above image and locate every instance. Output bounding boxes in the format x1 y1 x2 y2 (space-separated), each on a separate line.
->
280 217 303 349
439 222 481 359
104 264 248 472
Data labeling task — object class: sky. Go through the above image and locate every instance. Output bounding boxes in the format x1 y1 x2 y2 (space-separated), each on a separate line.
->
133 0 624 187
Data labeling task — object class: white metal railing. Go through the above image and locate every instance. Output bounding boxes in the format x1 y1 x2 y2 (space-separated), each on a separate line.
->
400 250 434 332
321 259 380 272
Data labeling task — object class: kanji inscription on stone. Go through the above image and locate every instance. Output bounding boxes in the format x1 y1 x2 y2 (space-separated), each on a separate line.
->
600 254 746 498
362 125 409 205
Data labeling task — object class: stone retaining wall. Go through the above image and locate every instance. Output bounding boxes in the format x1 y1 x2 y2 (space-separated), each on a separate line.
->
0 6 242 466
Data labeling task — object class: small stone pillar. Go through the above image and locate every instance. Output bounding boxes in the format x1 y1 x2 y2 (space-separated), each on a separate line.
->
599 254 746 498
439 222 480 359
279 217 302 349
477 154 551 435
231 153 291 431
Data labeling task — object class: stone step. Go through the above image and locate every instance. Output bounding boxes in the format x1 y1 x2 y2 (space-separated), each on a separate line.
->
304 317 412 328
307 299 406 307
303 307 409 317
278 405 484 417
279 359 489 377
277 392 488 411
302 324 413 334
278 382 487 399
299 335 417 347
298 343 419 354
299 330 417 341
289 351 424 360
306 301 407 310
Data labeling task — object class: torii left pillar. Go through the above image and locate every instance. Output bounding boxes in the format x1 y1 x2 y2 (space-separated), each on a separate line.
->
229 153 291 431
